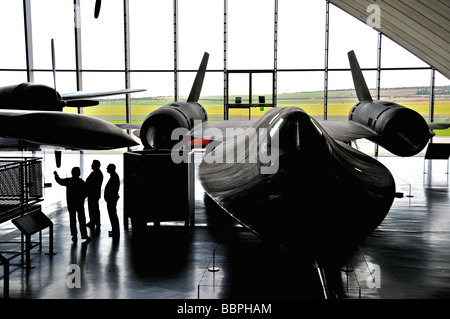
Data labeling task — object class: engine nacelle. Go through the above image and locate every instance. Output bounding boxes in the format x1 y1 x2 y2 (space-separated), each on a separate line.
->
349 100 431 157
0 83 63 111
139 101 208 149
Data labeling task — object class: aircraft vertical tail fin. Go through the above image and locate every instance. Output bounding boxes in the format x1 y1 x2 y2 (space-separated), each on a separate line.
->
348 50 373 101
187 52 209 103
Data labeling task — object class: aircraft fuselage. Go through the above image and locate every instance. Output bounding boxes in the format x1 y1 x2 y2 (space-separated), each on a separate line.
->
0 110 138 150
0 83 64 111
199 107 396 265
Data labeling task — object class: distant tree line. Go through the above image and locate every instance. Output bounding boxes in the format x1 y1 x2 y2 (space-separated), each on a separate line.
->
416 88 450 95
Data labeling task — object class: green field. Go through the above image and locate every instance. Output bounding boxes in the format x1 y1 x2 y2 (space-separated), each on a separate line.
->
68 89 450 136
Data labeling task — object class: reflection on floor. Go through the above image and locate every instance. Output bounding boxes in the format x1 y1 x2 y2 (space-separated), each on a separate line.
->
0 151 449 299
345 155 450 299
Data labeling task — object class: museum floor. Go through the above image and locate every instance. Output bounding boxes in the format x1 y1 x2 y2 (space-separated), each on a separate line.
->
1 144 449 300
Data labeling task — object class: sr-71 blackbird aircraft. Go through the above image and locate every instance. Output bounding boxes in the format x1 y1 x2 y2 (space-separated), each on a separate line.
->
0 39 142 166
129 50 449 269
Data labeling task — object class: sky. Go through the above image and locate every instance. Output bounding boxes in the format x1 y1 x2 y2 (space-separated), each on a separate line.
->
0 0 448 99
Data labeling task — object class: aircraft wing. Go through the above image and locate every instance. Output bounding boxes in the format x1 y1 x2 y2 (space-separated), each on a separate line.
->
0 109 138 150
115 123 142 130
0 137 43 151
190 120 256 142
428 122 450 130
318 120 379 142
114 123 142 139
114 119 256 142
114 120 255 145
190 118 380 144
61 88 146 101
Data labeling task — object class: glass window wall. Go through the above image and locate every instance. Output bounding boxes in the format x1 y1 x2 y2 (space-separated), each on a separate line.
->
0 0 446 140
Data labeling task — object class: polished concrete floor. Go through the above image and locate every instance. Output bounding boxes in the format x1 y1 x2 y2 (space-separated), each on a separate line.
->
347 155 450 299
1 147 449 300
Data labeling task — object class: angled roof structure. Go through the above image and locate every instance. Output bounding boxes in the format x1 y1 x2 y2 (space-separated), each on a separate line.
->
328 0 450 79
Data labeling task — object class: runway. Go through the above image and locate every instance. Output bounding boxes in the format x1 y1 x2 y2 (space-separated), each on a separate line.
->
0 145 449 300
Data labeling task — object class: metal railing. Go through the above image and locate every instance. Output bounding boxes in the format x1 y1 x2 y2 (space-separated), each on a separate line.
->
0 157 43 223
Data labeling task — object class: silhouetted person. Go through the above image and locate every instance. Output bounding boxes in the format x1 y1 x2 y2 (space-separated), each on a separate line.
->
54 167 90 244
105 163 120 239
86 160 103 232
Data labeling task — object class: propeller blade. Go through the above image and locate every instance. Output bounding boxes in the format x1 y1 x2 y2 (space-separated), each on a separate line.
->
51 39 58 100
94 0 101 19
61 88 146 100
65 99 100 107
51 39 66 108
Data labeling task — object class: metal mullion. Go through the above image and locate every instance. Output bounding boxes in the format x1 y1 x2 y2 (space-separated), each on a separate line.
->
23 0 34 83
429 67 435 126
173 0 178 102
224 0 228 120
375 32 383 156
124 0 131 125
73 0 83 114
274 0 278 107
376 32 382 101
324 0 330 121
